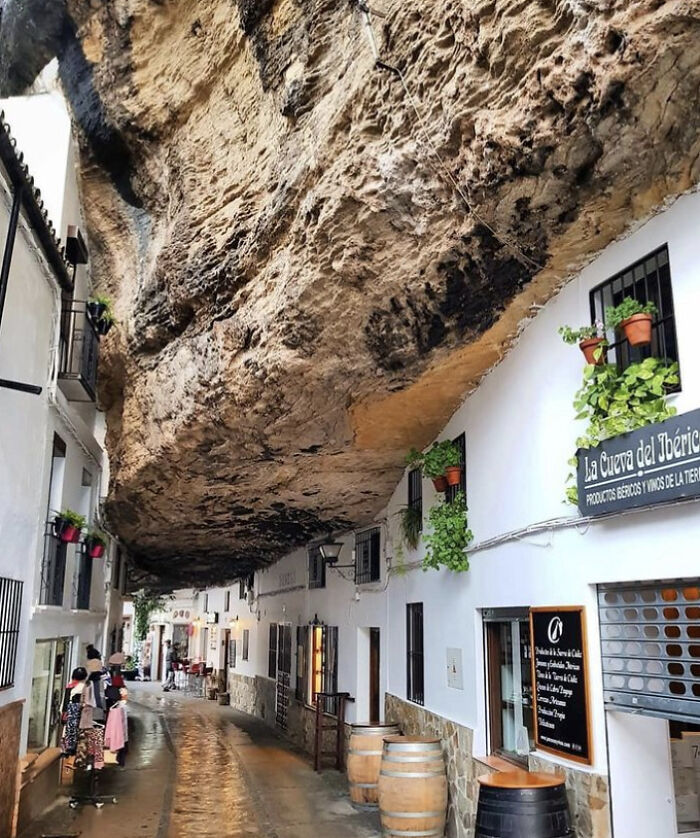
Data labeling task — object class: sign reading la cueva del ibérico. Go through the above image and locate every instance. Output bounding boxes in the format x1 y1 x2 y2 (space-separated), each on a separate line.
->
577 408 700 516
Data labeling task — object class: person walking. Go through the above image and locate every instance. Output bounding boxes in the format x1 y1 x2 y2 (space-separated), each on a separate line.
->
162 640 176 691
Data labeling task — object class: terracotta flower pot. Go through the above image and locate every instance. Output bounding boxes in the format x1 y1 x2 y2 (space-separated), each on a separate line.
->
579 337 606 365
621 313 653 346
431 475 448 492
60 524 80 544
445 466 462 486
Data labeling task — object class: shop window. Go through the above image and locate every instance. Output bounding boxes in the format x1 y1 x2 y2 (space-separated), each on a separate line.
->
268 623 277 678
484 608 534 765
669 721 700 833
406 602 424 705
590 245 679 378
27 638 71 750
355 528 381 584
308 544 326 589
295 624 338 714
0 577 22 689
408 468 423 528
242 629 249 661
445 433 467 505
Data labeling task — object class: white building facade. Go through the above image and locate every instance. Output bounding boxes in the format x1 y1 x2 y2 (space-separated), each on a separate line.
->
0 82 124 833
180 188 700 838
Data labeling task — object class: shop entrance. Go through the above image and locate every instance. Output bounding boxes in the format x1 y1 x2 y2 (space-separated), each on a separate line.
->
600 579 700 838
27 637 72 749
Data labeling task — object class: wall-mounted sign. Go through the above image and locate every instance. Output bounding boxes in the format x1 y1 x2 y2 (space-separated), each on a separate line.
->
577 408 700 516
530 606 592 765
204 611 219 624
446 648 463 690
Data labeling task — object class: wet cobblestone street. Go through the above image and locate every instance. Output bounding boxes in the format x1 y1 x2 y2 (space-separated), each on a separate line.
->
22 684 381 838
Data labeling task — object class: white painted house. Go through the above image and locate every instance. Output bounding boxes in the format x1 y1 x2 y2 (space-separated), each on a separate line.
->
0 76 124 832
175 188 700 838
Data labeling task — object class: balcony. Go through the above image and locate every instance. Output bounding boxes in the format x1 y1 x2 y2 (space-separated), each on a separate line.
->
39 528 67 607
57 301 99 402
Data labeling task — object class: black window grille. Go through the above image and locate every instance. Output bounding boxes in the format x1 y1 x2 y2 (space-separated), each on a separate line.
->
230 637 237 668
242 629 249 661
73 548 92 610
407 602 424 705
355 527 381 584
224 590 231 612
203 593 209 612
268 623 277 678
57 302 100 402
445 433 467 505
0 578 23 689
39 528 67 606
590 245 679 379
408 468 423 529
239 578 246 599
308 544 326 589
312 625 339 716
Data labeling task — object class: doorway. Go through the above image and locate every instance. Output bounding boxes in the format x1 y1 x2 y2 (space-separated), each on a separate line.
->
27 637 72 750
369 628 380 724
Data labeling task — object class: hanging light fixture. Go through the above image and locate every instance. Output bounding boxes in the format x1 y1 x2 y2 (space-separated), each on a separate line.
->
319 538 344 564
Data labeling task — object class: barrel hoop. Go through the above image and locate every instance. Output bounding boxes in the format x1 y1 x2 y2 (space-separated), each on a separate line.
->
349 782 377 789
381 811 444 819
381 829 443 837
349 748 384 756
352 725 401 734
382 754 445 764
384 741 441 752
380 770 445 779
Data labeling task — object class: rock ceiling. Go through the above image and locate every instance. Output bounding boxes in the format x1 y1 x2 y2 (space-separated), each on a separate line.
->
1 0 699 588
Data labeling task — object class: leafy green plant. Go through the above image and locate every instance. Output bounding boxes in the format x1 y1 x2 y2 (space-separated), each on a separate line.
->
565 358 679 503
422 440 461 479
133 589 170 641
605 297 657 330
559 323 604 344
423 493 473 573
55 508 87 530
404 448 424 469
397 505 422 550
85 529 107 547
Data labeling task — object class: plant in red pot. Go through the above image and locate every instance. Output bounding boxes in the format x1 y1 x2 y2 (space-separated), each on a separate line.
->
84 529 108 558
53 509 86 544
605 297 657 347
559 322 607 365
423 440 462 490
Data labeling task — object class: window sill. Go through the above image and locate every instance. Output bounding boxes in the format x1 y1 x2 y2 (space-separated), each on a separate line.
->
474 754 529 773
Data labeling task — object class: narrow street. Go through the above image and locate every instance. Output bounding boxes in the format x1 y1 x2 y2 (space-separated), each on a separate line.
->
22 684 381 838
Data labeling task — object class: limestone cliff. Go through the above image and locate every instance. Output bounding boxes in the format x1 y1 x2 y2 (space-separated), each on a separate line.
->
2 0 699 587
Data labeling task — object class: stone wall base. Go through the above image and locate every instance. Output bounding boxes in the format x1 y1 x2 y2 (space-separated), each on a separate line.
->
385 693 611 838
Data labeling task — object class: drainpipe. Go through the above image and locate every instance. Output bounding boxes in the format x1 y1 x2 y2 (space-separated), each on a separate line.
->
0 183 42 395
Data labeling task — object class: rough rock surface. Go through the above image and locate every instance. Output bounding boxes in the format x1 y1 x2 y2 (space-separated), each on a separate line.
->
2 0 700 587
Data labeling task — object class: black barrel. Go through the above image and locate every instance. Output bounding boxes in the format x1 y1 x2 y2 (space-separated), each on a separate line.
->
475 772 574 838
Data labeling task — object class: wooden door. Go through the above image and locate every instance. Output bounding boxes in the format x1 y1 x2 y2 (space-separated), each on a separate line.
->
369 627 380 724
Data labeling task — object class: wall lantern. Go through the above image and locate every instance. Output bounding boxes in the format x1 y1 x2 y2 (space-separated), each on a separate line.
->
319 536 354 569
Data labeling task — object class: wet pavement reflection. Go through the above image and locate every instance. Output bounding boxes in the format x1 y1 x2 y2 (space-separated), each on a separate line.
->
21 683 381 838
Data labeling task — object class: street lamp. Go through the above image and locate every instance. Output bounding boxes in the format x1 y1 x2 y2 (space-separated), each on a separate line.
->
319 536 354 570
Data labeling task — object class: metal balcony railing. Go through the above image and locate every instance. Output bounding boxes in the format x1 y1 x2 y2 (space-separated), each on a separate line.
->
72 547 92 611
39 527 67 607
57 301 99 402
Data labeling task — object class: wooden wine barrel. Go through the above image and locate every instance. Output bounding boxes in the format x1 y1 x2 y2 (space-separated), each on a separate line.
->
347 724 401 806
378 736 447 838
475 771 574 838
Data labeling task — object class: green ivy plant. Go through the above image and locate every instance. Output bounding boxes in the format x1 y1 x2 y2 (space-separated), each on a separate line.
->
422 440 461 479
423 492 473 573
397 505 422 550
566 357 679 504
133 589 170 641
404 448 424 470
605 297 656 329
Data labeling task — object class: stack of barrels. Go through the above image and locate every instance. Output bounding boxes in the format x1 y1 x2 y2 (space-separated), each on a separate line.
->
348 724 448 838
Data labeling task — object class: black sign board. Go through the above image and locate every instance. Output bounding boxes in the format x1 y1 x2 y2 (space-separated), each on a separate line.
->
530 607 592 765
577 408 700 516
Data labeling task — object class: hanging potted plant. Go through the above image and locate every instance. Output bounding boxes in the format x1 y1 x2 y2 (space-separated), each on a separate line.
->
53 509 86 544
423 492 473 573
86 294 111 323
96 310 115 337
422 440 462 490
605 297 657 347
84 529 107 558
558 322 607 365
396 505 422 550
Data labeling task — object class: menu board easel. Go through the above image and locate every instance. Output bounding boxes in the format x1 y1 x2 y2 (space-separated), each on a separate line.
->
529 606 592 766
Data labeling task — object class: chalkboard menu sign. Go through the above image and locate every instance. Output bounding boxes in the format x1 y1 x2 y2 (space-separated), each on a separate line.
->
530 607 592 765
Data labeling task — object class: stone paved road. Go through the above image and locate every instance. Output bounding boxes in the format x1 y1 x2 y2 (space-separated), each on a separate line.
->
22 683 381 838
